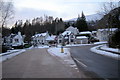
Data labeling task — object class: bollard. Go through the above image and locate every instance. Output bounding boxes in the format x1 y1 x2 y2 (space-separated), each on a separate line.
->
61 46 64 53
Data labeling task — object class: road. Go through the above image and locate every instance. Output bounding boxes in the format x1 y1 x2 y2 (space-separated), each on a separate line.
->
2 48 81 78
70 45 119 79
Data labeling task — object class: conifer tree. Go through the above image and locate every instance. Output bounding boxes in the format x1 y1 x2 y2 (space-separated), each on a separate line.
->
76 11 88 32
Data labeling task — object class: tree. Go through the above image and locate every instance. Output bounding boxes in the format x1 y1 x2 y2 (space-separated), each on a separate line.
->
0 0 14 28
76 12 88 32
98 1 118 16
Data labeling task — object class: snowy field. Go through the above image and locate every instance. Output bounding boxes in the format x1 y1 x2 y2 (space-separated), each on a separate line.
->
90 45 120 60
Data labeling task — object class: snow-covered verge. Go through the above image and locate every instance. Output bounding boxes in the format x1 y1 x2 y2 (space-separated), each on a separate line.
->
90 45 120 60
48 47 78 68
48 47 70 57
37 45 49 48
93 41 107 45
0 49 26 62
100 45 119 53
66 44 92 47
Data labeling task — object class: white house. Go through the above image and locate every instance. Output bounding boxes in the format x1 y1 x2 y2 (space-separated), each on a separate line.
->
97 28 117 41
57 31 75 44
32 31 56 46
79 31 92 36
32 31 49 45
76 36 88 44
66 26 79 35
77 31 92 44
4 32 25 47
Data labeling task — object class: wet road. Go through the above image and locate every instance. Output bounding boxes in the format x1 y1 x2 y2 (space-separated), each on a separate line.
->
70 45 119 79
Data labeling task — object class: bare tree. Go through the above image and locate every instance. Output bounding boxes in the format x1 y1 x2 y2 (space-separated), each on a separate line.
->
98 1 118 16
0 0 14 28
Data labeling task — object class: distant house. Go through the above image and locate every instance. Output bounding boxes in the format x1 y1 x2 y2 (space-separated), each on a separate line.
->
91 31 97 38
66 26 79 35
79 31 92 37
57 31 75 44
97 28 117 41
76 36 88 44
4 32 25 47
32 32 56 46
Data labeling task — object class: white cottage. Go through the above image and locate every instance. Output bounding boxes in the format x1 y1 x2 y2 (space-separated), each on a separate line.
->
57 31 75 44
32 32 56 46
97 28 117 41
4 32 25 47
32 32 50 45
66 26 79 35
76 36 88 44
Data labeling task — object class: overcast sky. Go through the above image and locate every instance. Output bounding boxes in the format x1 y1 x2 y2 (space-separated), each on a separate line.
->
7 0 119 23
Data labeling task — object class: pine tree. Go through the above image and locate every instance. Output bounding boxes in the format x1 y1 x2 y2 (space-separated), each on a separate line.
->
76 12 88 32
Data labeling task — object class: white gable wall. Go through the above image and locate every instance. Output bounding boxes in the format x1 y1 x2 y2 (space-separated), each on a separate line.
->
12 32 24 46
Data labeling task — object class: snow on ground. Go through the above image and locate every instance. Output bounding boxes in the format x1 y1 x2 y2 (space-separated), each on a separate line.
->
0 49 26 62
66 44 92 47
101 45 119 53
48 47 78 68
94 41 107 45
37 45 49 48
48 47 70 57
0 50 19 56
90 45 120 60
26 46 34 49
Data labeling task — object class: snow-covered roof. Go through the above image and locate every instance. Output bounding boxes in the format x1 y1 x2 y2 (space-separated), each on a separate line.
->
62 31 72 36
33 32 48 37
51 35 56 39
46 35 56 41
79 31 91 34
46 36 54 41
76 36 88 39
92 31 97 33
66 26 75 30
98 28 117 31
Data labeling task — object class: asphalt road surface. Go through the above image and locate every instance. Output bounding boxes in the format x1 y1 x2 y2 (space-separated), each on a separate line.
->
70 45 119 79
2 48 81 78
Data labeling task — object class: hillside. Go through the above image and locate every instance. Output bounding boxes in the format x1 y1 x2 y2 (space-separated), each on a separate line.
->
96 7 120 29
65 13 103 22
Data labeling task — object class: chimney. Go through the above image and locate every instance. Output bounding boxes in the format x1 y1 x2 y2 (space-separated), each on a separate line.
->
18 32 21 36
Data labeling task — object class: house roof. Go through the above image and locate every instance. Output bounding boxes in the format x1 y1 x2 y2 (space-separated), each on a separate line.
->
66 26 75 30
46 36 54 41
33 32 48 37
79 31 91 35
76 36 88 39
98 28 117 31
62 31 72 36
10 34 16 38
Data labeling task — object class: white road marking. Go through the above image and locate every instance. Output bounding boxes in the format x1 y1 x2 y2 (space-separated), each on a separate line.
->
73 58 87 68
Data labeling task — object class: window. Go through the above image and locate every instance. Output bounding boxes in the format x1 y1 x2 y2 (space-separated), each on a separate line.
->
15 39 19 42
